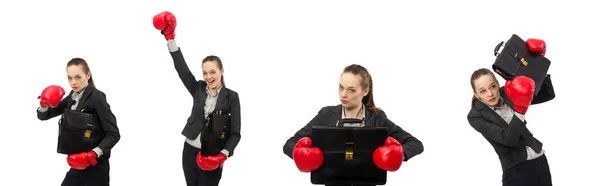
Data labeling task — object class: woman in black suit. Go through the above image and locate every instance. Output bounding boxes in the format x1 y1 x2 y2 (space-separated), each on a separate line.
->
36 58 121 186
283 64 424 186
467 67 555 186
153 11 241 186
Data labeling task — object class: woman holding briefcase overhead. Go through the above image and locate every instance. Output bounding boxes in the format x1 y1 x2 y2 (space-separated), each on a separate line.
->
467 38 555 186
283 64 424 186
36 58 121 186
153 11 242 186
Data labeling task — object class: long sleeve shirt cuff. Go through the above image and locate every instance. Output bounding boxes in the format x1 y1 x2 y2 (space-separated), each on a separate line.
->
38 106 48 112
167 40 179 52
220 149 230 157
515 113 525 122
92 147 104 158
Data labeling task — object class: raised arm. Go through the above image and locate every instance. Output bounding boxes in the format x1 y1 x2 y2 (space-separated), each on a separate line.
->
168 40 202 95
154 11 201 96
531 74 555 105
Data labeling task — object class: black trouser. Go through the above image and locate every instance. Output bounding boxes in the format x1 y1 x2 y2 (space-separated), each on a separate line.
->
183 142 223 186
502 154 552 186
61 158 110 186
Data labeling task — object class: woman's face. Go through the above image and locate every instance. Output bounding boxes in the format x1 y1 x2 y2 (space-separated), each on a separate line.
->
339 72 369 109
202 61 223 90
473 74 500 106
66 65 90 93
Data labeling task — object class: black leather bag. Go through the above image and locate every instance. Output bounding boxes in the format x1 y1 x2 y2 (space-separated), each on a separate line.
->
57 109 103 154
200 110 230 156
310 121 388 185
493 34 551 95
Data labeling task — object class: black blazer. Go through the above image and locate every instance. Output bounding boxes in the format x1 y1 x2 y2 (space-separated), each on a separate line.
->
170 48 241 157
283 105 424 161
467 75 555 171
37 85 121 159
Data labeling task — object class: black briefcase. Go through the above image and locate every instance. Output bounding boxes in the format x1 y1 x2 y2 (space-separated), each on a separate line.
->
200 110 230 156
310 121 388 185
492 34 551 95
57 109 103 155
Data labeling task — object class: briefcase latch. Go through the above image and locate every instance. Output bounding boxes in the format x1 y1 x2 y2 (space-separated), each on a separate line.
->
345 148 353 161
84 130 91 138
520 58 528 67
514 53 528 67
84 124 92 138
345 142 354 161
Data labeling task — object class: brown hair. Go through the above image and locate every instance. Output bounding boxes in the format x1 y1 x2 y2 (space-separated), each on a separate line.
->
67 58 95 88
470 68 498 107
202 55 225 87
342 64 379 117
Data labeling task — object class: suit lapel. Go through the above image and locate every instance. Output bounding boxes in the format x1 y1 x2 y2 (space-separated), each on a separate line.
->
363 108 375 127
474 98 510 127
215 87 229 111
329 105 343 126
197 83 208 115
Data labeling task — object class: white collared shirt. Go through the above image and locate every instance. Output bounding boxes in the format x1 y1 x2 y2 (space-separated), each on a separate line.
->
340 104 366 127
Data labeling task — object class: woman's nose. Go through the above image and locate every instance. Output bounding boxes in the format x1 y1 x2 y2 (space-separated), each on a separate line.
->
487 89 494 97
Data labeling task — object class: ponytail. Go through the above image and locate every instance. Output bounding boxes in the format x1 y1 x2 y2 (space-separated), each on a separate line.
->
88 74 96 88
221 75 226 87
362 77 378 117
471 95 477 108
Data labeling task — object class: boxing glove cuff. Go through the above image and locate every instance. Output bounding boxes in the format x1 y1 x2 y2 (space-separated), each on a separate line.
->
167 40 179 52
92 147 104 158
38 106 49 112
220 149 230 157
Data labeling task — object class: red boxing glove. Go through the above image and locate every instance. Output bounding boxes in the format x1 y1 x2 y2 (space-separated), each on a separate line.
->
292 137 324 172
153 11 177 40
505 76 536 114
66 151 98 170
373 137 404 172
196 153 226 171
526 38 546 56
38 85 65 108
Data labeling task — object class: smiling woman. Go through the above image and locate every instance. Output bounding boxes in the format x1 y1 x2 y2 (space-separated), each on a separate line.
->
153 10 242 186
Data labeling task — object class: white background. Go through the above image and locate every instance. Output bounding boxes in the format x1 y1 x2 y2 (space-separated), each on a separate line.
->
0 0 598 185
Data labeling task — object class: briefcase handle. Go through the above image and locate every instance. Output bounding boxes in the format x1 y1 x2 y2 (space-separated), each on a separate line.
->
494 41 504 56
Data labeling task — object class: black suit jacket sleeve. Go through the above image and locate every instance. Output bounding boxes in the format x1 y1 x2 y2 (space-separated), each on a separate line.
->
224 92 241 156
467 110 526 147
282 108 325 159
37 97 69 120
170 48 202 96
92 91 120 153
381 111 423 161
531 74 555 105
